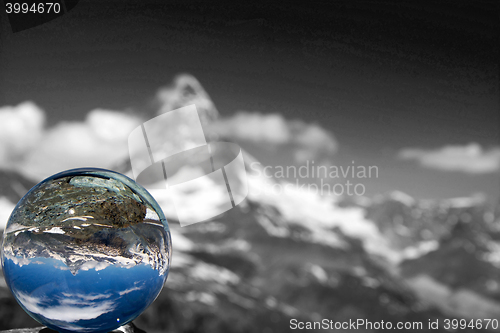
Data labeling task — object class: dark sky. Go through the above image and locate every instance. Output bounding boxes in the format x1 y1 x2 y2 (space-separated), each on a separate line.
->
0 0 498 201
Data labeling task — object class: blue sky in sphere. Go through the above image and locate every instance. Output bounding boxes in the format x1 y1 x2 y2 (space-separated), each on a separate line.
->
3 257 164 332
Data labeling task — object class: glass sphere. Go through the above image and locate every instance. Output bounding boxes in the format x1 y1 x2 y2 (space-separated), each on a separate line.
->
1 168 172 333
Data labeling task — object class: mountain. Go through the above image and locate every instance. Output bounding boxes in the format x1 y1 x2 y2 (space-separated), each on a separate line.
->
1 76 499 332
399 199 500 320
366 191 491 254
130 182 500 333
0 170 36 231
114 137 500 333
0 170 36 204
1 172 497 332
155 74 219 130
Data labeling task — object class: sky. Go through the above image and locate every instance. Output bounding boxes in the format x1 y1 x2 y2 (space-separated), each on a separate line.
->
0 0 498 202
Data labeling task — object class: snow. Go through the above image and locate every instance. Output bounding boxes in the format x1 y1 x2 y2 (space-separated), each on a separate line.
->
43 227 66 234
246 172 400 262
401 240 439 260
147 165 232 226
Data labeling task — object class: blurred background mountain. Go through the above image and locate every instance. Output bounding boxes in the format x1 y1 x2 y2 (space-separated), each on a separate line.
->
1 73 499 332
1 0 499 332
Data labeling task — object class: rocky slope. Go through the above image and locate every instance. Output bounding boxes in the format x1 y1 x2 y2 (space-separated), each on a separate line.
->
3 171 498 332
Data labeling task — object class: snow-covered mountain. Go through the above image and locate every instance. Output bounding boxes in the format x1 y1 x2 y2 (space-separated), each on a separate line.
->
1 75 499 332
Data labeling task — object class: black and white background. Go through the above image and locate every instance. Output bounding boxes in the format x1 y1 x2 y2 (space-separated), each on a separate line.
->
0 1 499 332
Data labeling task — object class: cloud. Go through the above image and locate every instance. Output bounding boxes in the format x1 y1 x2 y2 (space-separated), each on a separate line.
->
118 285 144 296
289 120 338 163
24 109 140 180
62 292 112 301
398 143 500 174
16 291 116 322
0 102 141 180
210 111 338 163
0 100 337 181
0 197 16 230
0 102 45 168
210 112 291 144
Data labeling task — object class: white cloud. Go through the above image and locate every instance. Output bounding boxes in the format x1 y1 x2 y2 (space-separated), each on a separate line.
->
62 292 112 301
398 143 500 174
16 291 116 322
210 112 291 145
289 120 338 164
0 102 45 168
0 101 337 181
209 111 338 163
0 197 15 230
24 109 140 179
118 285 144 296
87 109 139 142
0 102 141 180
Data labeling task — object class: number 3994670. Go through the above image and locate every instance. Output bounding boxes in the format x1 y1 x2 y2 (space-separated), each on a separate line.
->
5 2 61 14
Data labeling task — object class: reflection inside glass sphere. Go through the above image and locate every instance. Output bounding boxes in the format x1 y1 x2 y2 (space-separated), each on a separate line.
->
1 168 171 333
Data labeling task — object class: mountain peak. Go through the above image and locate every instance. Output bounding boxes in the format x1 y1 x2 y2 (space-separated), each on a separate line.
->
155 74 219 128
0 169 36 203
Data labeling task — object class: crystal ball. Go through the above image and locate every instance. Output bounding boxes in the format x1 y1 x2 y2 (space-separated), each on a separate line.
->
1 168 172 333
